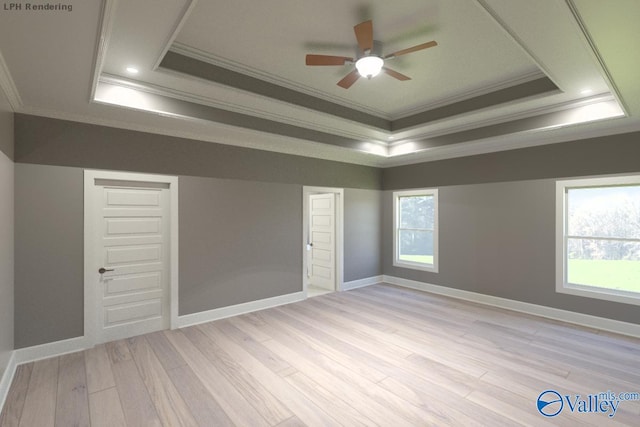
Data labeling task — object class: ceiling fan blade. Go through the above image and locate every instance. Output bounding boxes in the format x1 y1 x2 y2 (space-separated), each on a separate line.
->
306 54 354 66
383 67 411 81
337 69 360 89
385 40 437 59
354 20 374 53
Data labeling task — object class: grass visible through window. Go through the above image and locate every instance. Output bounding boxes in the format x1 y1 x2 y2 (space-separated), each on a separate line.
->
568 259 640 293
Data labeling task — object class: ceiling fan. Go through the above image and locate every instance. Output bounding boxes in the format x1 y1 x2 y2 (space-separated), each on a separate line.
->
305 20 437 89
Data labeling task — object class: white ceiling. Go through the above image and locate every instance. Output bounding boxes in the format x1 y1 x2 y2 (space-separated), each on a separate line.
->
171 0 539 118
0 0 639 167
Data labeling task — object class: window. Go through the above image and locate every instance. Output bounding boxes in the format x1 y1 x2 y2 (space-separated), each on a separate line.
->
556 175 640 305
393 189 438 272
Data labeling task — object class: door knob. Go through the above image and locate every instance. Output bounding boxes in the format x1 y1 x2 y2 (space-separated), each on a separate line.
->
98 267 114 274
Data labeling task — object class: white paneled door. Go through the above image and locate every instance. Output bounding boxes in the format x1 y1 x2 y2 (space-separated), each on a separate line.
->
90 179 171 343
309 193 336 290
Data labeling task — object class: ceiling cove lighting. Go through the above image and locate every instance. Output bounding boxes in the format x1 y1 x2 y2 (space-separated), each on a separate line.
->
355 56 384 79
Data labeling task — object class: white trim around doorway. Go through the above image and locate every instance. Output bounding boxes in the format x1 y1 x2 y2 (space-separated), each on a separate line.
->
83 170 179 347
302 186 344 297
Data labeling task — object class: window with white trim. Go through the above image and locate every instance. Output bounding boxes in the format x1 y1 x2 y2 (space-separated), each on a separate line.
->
556 175 640 306
393 189 438 272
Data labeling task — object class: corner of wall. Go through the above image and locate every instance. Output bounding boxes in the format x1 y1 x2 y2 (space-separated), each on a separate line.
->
0 89 15 415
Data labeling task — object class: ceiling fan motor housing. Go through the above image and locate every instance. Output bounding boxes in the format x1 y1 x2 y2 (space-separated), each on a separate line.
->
360 40 384 59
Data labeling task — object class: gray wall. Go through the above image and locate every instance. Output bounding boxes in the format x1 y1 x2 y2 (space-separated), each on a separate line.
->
15 114 381 190
179 176 302 315
0 92 13 375
344 189 382 282
12 115 383 347
383 131 640 189
14 164 84 348
382 131 640 325
17 112 640 348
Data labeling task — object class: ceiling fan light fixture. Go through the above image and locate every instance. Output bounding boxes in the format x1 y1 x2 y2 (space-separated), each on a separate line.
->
355 56 383 79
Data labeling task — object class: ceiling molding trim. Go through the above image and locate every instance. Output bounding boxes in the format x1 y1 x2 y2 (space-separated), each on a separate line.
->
169 43 551 127
383 115 634 168
564 0 629 116
89 0 118 102
152 0 199 70
392 77 560 131
404 92 615 143
160 51 569 141
18 106 387 167
399 98 622 153
18 100 636 170
96 77 612 163
0 49 23 110
94 80 385 154
389 70 546 120
99 73 386 142
389 93 614 145
473 0 563 91
170 42 390 119
97 76 600 159
160 50 391 130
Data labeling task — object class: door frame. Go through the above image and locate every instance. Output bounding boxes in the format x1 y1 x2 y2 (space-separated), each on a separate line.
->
83 170 179 346
302 186 344 297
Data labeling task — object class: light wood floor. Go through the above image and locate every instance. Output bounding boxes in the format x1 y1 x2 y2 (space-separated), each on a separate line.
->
2 284 640 426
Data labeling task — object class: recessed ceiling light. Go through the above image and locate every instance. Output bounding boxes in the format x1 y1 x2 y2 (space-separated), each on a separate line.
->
580 88 593 95
126 67 139 74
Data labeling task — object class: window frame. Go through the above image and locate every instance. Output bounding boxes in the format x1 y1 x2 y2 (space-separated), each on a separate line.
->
556 175 640 306
393 188 439 273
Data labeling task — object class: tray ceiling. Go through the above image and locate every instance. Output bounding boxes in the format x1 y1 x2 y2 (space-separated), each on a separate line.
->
1 0 638 166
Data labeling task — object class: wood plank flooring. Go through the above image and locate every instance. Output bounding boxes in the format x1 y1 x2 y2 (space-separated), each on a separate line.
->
2 284 640 426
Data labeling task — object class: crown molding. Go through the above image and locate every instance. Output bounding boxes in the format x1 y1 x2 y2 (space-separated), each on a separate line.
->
152 0 198 70
89 0 118 102
0 49 22 110
19 105 387 167
18 99 639 170
169 42 552 126
474 0 562 92
100 71 574 149
98 74 388 143
383 114 638 167
170 42 390 119
564 0 628 116
389 70 546 120
390 92 615 145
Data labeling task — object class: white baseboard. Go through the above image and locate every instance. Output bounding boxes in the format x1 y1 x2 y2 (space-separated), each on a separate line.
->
13 336 90 365
1 335 89 414
383 275 640 339
342 275 383 291
0 351 17 415
176 291 305 328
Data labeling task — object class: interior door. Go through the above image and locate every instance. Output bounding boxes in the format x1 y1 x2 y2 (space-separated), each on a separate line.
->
92 181 170 343
309 193 335 290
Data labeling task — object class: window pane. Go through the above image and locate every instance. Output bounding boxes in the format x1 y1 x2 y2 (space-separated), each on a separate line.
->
567 238 640 293
568 185 640 239
399 230 434 265
399 195 434 229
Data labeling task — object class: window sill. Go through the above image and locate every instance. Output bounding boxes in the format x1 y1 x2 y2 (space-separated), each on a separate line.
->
557 283 640 307
393 260 439 273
